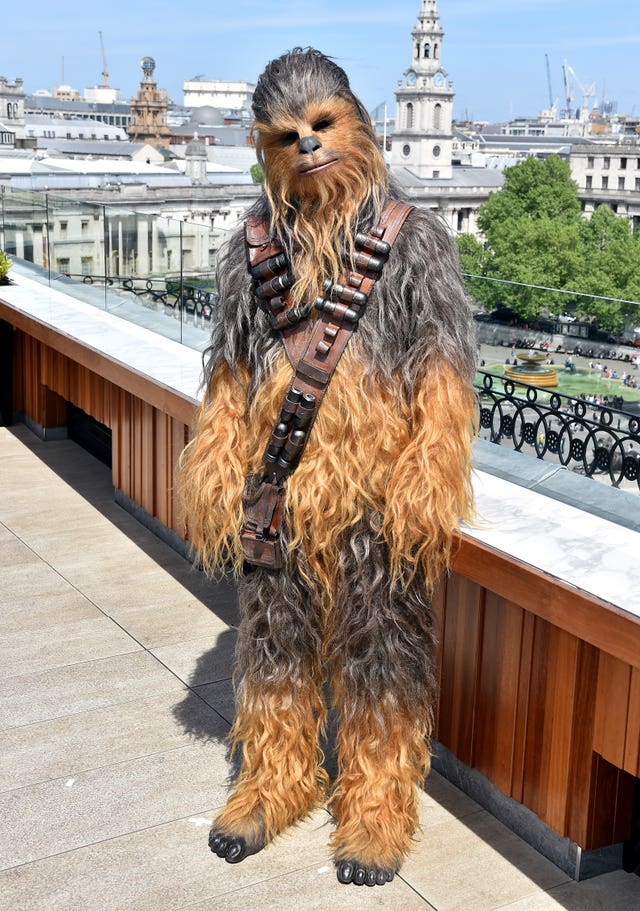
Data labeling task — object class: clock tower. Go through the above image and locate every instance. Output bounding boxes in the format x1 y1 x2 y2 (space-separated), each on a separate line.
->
391 0 454 179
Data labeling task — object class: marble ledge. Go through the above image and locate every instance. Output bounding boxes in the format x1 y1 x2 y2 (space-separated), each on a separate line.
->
465 469 640 620
0 273 203 403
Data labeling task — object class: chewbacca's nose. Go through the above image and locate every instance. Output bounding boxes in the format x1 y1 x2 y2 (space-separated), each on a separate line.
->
299 135 322 154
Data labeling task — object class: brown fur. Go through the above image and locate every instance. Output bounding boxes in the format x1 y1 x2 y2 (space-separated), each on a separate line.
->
177 48 477 882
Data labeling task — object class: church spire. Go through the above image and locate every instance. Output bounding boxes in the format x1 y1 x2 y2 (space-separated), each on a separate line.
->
411 0 444 74
390 0 454 179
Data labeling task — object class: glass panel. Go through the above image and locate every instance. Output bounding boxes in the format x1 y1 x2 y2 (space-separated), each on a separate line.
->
48 195 107 310
0 186 232 349
1 187 50 283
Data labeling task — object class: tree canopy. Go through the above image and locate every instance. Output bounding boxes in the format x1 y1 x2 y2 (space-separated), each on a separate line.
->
458 154 640 332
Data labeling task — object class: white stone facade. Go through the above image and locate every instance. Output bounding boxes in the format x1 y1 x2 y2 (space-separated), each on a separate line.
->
183 79 255 111
390 0 454 179
570 142 640 232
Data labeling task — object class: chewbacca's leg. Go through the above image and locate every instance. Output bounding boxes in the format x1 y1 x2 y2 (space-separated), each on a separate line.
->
209 567 327 863
327 532 436 886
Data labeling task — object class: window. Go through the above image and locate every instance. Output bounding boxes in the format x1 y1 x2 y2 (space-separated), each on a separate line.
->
433 104 442 130
81 256 93 276
433 170 440 178
60 221 68 238
402 143 411 158
415 42 420 59
636 178 640 191
81 220 89 236
618 177 625 190
603 157 610 169
587 156 594 168
423 43 430 58
56 257 70 273
406 103 414 129
6 103 12 120
433 144 441 158
621 157 627 169
602 176 609 189
586 175 592 189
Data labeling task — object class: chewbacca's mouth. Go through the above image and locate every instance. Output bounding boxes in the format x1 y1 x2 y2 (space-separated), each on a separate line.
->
297 156 340 175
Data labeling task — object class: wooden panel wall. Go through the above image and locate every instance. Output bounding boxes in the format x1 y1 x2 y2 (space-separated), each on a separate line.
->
435 571 639 850
11 329 189 540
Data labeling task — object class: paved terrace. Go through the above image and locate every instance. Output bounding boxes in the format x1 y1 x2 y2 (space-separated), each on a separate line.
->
2 424 640 911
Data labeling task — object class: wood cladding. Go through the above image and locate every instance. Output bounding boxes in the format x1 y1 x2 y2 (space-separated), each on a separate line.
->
11 328 189 540
7 318 640 855
436 570 639 849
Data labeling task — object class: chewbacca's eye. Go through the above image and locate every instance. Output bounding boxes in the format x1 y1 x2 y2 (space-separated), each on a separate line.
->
312 119 332 132
281 131 299 146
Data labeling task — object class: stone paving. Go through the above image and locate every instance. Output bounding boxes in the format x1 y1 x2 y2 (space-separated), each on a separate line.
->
1 423 639 911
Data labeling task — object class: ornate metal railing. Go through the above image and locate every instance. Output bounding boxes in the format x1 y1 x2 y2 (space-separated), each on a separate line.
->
476 371 640 491
60 272 218 321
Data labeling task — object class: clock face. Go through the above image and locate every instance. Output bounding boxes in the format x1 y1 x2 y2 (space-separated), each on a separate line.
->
407 70 416 86
434 72 444 87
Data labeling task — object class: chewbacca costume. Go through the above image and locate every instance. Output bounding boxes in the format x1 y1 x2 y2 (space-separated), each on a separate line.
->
179 48 477 887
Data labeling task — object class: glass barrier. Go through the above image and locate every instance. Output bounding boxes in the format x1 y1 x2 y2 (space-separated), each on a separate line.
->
0 186 231 350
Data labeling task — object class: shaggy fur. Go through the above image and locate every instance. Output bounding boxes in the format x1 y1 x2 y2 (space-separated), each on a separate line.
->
178 47 477 885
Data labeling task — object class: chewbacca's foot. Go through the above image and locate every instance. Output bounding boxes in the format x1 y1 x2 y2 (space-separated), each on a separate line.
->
208 829 265 864
336 859 396 886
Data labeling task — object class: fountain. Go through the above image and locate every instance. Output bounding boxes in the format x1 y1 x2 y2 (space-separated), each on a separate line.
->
504 350 558 388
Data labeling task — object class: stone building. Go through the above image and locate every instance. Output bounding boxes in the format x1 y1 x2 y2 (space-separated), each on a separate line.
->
127 58 172 149
0 76 27 147
570 141 640 232
389 1 504 234
391 0 453 179
183 78 254 111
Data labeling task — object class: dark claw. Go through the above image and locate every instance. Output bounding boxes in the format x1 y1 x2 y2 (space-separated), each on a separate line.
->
208 831 249 864
224 839 247 864
336 861 355 884
336 859 396 887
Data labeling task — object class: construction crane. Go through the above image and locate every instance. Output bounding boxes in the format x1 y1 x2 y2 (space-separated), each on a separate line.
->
562 59 573 118
563 60 596 121
545 54 554 109
99 30 109 87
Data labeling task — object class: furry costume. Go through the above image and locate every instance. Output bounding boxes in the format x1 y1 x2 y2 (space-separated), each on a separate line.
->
179 48 476 887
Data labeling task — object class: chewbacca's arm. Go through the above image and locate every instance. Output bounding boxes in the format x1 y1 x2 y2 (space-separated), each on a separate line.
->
382 360 476 591
378 206 477 589
178 361 250 576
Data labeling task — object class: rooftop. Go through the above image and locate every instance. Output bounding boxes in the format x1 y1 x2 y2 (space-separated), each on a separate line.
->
2 423 639 910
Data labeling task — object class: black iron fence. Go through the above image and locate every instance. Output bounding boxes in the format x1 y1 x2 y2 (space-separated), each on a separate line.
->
61 271 218 321
476 371 640 491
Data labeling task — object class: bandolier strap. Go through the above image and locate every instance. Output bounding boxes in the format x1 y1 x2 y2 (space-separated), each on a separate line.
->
241 198 414 569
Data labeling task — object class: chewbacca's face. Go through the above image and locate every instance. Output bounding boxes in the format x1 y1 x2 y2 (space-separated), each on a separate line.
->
253 89 388 303
255 96 379 204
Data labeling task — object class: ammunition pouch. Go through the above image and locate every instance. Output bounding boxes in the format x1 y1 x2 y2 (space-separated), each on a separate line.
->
240 476 284 570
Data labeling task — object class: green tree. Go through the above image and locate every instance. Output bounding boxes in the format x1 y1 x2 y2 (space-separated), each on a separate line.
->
250 163 264 185
459 155 584 319
577 205 640 331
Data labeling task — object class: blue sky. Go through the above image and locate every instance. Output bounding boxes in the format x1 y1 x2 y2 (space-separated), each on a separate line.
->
3 0 640 122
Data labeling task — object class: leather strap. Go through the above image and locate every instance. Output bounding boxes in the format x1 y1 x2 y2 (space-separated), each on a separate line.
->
241 198 414 568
